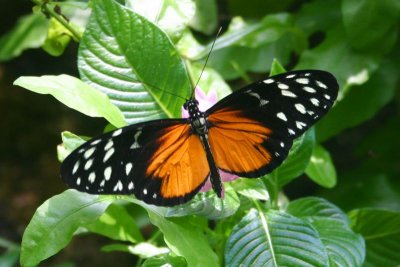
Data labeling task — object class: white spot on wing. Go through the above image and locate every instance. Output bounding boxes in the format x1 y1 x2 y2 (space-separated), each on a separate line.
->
324 94 331 100
143 189 148 195
84 159 94 170
112 129 123 137
100 179 105 187
153 193 157 199
76 177 81 185
305 73 311 76
72 161 80 174
248 92 261 99
280 142 284 147
128 182 134 190
91 139 101 145
103 148 115 162
277 112 287 121
278 83 289 90
88 172 96 183
310 98 320 106
104 140 113 151
84 147 96 159
303 86 316 93
126 163 133 176
260 99 269 106
286 74 296 78
104 166 112 181
296 78 309 84
296 121 307 129
281 90 297 98
316 80 328 89
263 78 274 84
295 103 306 114
113 180 123 191
288 128 296 135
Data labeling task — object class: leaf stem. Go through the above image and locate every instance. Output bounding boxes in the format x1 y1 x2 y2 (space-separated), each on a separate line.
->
32 0 82 41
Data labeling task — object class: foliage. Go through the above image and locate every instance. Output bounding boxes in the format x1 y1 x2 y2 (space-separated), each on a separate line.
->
2 0 400 266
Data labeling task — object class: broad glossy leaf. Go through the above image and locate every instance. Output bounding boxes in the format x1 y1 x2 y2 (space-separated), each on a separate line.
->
274 128 315 187
79 0 191 124
166 186 239 219
0 13 48 61
305 144 337 188
85 202 143 243
287 198 365 266
14 75 126 128
342 0 400 54
349 208 400 267
225 209 328 266
148 212 219 267
286 197 349 224
20 190 115 266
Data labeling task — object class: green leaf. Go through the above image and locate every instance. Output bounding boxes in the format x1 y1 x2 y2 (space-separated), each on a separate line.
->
148 213 219 267
315 57 398 141
42 18 72 57
126 0 195 42
0 13 48 61
349 208 400 267
142 254 187 267
189 0 217 35
231 179 270 201
166 186 240 220
85 202 144 243
57 131 86 162
79 0 191 124
286 197 349 224
305 144 337 188
287 198 365 267
0 238 20 267
14 74 126 128
225 209 328 266
269 58 286 75
274 128 315 187
20 190 115 266
342 0 400 54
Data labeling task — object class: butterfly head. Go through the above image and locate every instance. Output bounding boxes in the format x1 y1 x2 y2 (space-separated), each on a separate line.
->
183 99 200 114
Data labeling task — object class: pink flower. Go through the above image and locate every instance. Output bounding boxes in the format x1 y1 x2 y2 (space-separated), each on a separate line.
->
182 87 238 195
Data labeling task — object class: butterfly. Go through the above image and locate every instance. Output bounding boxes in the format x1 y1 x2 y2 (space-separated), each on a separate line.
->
61 70 338 206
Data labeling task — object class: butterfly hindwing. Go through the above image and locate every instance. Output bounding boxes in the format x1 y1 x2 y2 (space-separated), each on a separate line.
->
206 70 338 177
61 119 210 206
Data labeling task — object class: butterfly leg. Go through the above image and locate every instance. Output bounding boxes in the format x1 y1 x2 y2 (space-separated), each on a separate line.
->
199 134 223 197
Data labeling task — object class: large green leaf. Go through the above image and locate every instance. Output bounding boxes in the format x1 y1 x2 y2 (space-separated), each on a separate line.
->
20 190 115 267
79 0 191 124
148 212 219 267
349 208 400 267
14 75 126 128
189 0 217 35
225 209 328 266
305 144 337 188
142 254 186 267
342 0 400 54
287 197 365 267
85 202 144 243
0 13 48 61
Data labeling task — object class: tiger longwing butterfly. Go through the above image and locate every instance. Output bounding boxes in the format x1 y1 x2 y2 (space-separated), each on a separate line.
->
61 70 338 206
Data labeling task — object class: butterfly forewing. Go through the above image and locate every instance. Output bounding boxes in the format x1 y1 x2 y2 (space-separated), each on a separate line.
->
61 119 210 206
206 70 338 177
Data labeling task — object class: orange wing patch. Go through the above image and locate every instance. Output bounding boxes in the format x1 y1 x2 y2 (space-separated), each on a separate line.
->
146 124 209 198
208 108 272 175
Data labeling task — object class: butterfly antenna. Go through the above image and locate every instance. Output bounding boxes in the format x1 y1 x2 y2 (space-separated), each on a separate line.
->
191 27 223 99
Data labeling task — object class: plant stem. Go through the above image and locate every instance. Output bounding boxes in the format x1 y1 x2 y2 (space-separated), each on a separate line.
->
32 0 82 41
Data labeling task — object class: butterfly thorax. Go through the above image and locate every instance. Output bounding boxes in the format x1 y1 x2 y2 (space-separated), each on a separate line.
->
184 99 208 135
